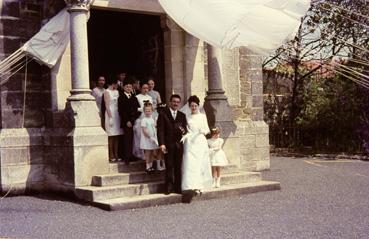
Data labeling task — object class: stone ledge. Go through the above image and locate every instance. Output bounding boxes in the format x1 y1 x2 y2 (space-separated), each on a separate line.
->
0 128 43 147
91 181 280 211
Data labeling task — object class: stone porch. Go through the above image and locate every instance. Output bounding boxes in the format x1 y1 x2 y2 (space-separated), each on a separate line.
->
0 0 277 208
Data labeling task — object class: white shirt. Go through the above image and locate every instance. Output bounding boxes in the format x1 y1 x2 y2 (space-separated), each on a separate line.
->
170 108 177 120
124 92 131 98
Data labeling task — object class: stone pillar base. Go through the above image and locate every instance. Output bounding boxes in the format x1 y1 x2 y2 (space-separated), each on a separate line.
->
43 126 109 189
235 120 270 171
204 94 233 128
0 128 44 195
44 99 109 189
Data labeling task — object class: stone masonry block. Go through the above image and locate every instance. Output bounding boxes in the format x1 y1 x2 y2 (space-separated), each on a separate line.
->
1 164 44 185
0 128 43 147
253 147 270 162
0 146 43 165
256 160 270 171
254 121 269 134
252 82 263 95
240 135 256 149
252 108 264 121
240 160 257 171
1 1 20 18
255 134 269 147
252 95 264 108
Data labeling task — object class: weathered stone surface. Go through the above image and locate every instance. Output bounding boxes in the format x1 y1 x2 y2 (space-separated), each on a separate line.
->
251 82 263 95
252 108 264 121
240 135 256 149
235 120 270 171
222 48 240 106
163 17 185 100
0 128 43 147
64 100 101 127
252 95 264 108
256 160 270 171
1 1 20 18
92 181 280 211
255 134 269 148
0 146 43 165
0 164 44 187
184 33 206 101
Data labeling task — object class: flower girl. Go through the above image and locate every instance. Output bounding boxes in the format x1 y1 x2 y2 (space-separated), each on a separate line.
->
207 127 228 187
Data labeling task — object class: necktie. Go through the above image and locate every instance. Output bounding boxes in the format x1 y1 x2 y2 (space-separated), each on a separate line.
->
172 111 176 120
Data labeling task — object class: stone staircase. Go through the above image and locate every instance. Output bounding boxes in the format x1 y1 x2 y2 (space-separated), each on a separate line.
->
75 161 280 211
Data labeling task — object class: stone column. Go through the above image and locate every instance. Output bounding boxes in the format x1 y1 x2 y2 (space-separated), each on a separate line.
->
47 0 109 190
161 16 185 102
65 0 94 101
204 44 239 166
204 45 233 127
184 33 206 102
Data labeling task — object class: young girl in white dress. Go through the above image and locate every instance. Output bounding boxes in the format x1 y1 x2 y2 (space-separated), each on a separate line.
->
208 127 228 188
103 78 124 162
140 102 164 173
132 82 153 159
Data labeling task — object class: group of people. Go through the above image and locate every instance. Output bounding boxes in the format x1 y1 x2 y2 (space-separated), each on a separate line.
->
91 74 228 198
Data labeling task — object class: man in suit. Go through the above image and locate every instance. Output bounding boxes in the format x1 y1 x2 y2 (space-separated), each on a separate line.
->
157 94 187 194
116 72 126 94
118 79 140 165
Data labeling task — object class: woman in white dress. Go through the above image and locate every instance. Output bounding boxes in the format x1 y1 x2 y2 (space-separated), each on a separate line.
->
91 76 106 116
103 78 124 162
132 82 153 159
181 95 212 194
147 77 162 110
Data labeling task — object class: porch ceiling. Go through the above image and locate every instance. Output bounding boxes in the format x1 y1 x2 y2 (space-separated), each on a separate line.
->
92 0 165 15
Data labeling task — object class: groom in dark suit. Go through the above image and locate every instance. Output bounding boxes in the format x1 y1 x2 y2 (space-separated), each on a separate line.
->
157 94 187 194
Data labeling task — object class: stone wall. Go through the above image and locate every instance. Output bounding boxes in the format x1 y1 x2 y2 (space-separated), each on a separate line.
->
0 0 65 194
232 47 270 171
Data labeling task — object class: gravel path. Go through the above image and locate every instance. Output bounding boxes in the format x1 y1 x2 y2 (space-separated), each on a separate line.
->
1 156 368 239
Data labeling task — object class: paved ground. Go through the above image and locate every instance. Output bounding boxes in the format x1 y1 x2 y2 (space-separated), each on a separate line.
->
1 156 369 239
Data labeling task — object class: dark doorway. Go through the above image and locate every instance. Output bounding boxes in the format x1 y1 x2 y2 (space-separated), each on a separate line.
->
87 9 165 99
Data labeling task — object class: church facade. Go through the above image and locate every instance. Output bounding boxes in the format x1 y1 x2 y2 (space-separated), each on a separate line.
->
0 0 270 196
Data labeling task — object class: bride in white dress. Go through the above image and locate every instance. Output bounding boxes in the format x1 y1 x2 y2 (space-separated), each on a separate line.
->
181 95 213 193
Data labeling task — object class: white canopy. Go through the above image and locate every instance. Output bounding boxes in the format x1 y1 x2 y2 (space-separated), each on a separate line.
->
21 8 70 68
158 0 311 54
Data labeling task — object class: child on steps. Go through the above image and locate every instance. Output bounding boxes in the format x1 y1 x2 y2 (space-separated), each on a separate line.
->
140 102 165 173
207 127 228 188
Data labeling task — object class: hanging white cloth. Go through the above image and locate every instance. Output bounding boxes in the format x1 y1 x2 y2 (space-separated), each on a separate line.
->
158 0 311 54
21 8 70 68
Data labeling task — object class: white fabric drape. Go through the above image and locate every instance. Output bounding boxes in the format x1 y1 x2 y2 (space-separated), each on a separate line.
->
158 0 311 54
21 8 70 68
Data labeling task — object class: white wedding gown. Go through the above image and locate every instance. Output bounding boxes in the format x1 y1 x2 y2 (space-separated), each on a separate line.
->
181 112 213 191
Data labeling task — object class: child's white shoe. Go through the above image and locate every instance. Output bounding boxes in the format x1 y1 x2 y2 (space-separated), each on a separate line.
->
212 177 217 188
215 177 221 188
157 159 166 171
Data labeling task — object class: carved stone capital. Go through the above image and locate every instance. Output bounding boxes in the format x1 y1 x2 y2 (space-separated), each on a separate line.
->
64 0 94 11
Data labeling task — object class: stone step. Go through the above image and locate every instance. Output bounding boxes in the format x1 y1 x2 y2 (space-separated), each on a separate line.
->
75 181 165 201
109 161 240 174
92 180 281 211
77 171 261 201
109 160 146 173
221 171 261 184
92 170 260 187
92 171 165 186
